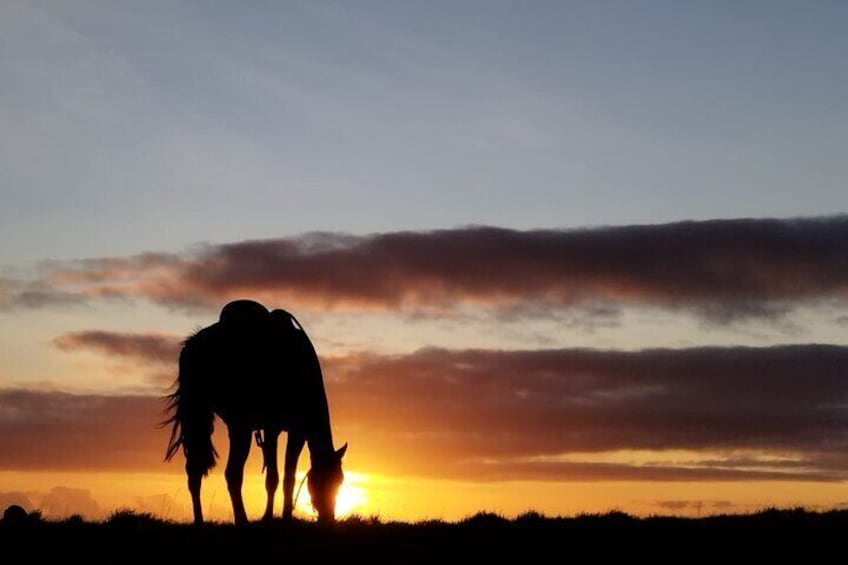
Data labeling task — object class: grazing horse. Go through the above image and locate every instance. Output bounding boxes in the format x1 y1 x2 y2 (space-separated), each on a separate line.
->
164 299 347 524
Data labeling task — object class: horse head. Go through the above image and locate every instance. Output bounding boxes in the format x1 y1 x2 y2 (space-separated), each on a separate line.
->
307 442 348 522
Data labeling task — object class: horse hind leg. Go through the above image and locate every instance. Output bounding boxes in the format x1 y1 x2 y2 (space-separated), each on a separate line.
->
261 429 280 521
225 426 252 525
282 432 306 521
187 467 204 524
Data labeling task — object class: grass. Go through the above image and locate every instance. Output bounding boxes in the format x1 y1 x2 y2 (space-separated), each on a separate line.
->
2 508 846 564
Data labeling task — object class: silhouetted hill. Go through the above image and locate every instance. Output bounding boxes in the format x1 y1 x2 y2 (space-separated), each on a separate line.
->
2 509 845 564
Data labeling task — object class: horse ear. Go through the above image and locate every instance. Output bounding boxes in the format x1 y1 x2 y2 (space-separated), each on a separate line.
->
336 442 348 459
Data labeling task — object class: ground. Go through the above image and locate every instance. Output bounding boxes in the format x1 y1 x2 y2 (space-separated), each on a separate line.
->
2 509 845 564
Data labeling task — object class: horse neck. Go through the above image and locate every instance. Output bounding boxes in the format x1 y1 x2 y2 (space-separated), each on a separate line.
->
306 421 336 464
299 331 336 464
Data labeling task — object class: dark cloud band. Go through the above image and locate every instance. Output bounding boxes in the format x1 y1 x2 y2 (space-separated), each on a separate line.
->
4 216 848 321
13 341 848 481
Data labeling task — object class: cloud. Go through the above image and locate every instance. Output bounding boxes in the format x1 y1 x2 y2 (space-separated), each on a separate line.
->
323 344 848 479
6 343 848 481
4 216 848 322
0 276 89 310
0 390 166 470
38 487 101 518
52 331 183 387
53 331 182 366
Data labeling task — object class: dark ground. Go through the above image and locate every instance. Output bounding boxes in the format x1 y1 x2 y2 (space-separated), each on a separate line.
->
2 509 846 564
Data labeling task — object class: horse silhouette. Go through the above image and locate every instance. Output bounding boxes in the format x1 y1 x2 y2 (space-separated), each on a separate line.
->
164 299 347 524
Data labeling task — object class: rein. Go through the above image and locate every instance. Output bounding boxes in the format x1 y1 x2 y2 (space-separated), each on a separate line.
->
293 471 310 511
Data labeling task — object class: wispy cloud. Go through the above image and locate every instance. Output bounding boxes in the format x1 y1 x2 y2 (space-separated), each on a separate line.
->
5 216 848 324
53 331 181 366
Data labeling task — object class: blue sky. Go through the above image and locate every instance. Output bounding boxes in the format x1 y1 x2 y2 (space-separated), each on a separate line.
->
2 1 846 264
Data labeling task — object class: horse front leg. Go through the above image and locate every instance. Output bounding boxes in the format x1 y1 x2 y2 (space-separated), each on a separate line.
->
282 432 305 521
225 426 252 525
261 429 280 522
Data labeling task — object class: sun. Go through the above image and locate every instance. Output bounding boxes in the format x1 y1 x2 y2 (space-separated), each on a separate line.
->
335 478 368 517
294 471 369 518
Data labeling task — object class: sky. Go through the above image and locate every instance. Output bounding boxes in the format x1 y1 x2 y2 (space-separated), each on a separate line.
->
1 1 847 522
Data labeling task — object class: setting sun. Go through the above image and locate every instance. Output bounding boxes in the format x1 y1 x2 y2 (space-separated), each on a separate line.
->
293 472 370 519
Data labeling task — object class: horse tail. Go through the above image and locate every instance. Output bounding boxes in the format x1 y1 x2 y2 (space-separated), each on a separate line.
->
162 332 218 476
